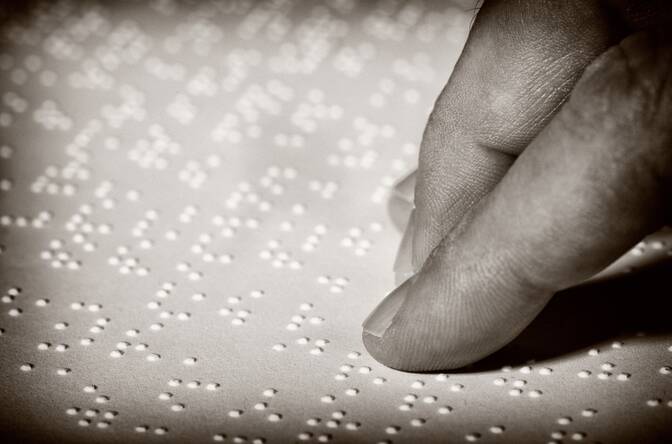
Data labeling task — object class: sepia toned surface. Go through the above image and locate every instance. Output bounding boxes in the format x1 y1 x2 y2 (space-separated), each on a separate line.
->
0 1 670 443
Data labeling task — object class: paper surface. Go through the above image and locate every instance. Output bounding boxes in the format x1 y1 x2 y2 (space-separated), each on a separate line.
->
0 1 671 443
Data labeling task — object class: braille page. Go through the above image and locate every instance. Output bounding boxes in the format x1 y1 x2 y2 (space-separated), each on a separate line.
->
0 1 671 443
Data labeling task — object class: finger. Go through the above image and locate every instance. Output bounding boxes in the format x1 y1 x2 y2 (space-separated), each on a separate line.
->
363 29 672 371
406 0 635 277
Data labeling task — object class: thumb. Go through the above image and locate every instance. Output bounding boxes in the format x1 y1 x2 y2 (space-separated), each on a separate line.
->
362 30 672 371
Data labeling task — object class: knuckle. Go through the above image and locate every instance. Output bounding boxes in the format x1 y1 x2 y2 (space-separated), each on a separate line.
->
563 30 672 177
570 30 672 129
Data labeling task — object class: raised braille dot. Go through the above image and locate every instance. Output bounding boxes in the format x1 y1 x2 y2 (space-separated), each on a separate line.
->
263 388 277 397
647 399 661 407
385 426 400 435
171 404 185 412
267 413 282 422
581 408 597 417
410 418 425 427
617 373 631 381
557 416 572 425
490 426 505 434
659 366 671 375
183 357 197 365
577 370 591 378
438 406 453 415
571 432 586 441
465 432 481 441
228 409 243 417
20 363 33 372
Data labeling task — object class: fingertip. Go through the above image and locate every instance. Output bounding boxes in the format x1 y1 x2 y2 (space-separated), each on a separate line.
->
362 329 430 372
363 229 556 372
362 326 480 372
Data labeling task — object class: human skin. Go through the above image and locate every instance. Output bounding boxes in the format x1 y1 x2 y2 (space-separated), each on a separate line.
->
362 0 672 371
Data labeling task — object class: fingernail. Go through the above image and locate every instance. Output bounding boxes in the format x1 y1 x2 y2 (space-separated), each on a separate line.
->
393 208 416 285
393 170 416 204
388 194 414 233
362 276 415 338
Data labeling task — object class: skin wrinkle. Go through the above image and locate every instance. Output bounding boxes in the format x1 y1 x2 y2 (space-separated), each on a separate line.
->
476 44 606 151
418 146 504 227
418 6 616 243
363 1 672 372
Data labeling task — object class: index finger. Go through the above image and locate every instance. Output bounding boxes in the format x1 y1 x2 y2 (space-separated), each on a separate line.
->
406 0 629 276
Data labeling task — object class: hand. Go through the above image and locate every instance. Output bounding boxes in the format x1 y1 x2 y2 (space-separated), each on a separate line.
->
362 0 672 371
